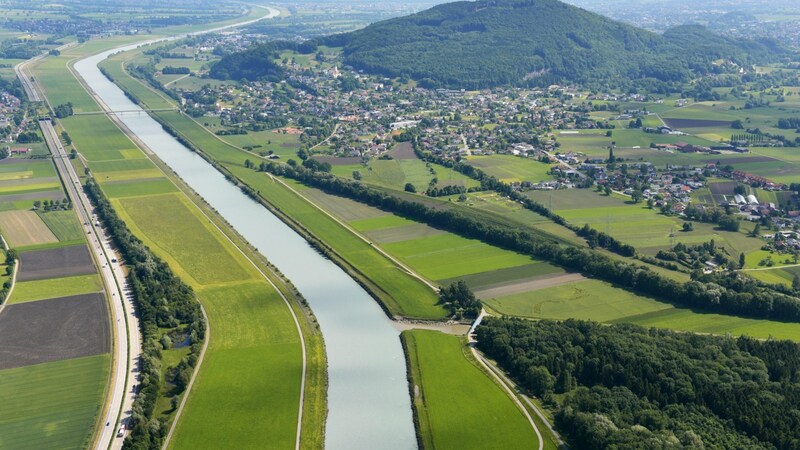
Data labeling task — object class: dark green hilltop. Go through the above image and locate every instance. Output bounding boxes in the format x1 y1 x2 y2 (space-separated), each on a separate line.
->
316 0 787 90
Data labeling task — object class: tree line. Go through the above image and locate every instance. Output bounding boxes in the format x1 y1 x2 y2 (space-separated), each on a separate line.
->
85 179 204 450
477 317 800 449
258 161 800 323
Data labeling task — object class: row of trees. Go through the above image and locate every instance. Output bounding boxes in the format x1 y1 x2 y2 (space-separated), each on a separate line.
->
85 179 204 450
259 161 800 323
477 318 800 449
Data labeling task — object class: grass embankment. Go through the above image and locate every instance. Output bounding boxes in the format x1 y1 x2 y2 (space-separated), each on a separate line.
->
402 330 539 449
33 41 323 449
0 354 109 450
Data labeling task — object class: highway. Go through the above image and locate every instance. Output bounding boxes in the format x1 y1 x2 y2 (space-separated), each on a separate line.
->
37 114 142 449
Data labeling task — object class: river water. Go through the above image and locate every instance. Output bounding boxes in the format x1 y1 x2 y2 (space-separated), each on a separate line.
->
73 35 417 450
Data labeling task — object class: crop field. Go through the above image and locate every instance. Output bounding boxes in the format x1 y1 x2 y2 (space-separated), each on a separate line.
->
10 274 103 305
403 330 538 450
17 245 95 281
0 354 109 450
484 279 800 341
101 178 179 199
0 160 57 179
37 210 85 242
467 154 554 183
167 282 302 450
0 293 109 369
439 262 565 291
383 233 536 281
0 210 58 247
60 115 140 161
748 266 800 286
301 187 387 221
114 193 253 286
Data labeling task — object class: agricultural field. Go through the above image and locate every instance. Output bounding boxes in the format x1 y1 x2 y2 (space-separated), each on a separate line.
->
466 154 554 183
0 354 109 450
403 330 539 450
10 274 103 305
526 188 763 257
37 210 85 242
0 210 57 247
168 282 303 450
483 278 800 341
16 245 95 282
114 193 253 286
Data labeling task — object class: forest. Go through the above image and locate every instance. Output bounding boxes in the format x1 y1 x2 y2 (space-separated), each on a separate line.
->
319 0 785 90
477 318 800 449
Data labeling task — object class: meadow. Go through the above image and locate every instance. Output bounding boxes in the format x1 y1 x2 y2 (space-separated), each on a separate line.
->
467 154 554 183
0 354 109 450
403 330 539 450
527 189 763 257
114 193 253 286
168 282 303 450
484 279 800 341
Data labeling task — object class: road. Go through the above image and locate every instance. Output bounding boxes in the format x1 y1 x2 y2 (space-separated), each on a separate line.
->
37 117 142 449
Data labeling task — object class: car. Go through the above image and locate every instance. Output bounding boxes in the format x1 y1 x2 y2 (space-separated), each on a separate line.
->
117 425 125 437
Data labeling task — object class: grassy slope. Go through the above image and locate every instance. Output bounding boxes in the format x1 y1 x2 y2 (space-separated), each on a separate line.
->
403 330 538 450
33 42 315 448
0 355 109 450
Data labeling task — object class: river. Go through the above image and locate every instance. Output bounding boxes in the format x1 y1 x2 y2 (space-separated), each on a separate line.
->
72 21 417 450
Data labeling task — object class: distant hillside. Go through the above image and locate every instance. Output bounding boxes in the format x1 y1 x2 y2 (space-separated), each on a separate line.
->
209 45 284 82
321 0 785 89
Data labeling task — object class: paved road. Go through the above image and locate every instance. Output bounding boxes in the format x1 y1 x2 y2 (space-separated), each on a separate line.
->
38 117 142 449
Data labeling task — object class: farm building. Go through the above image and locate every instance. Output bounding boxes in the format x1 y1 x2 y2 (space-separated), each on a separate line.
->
10 147 30 155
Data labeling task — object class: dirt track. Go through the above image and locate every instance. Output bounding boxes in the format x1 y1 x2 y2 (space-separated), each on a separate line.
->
0 293 109 370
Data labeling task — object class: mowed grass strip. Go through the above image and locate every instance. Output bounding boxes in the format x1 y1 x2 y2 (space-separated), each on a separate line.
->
168 282 302 450
383 233 534 281
114 193 252 285
0 354 109 450
38 210 85 242
10 274 103 304
0 210 58 247
403 330 538 450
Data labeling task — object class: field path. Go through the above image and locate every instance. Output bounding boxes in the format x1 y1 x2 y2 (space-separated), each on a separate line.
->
468 310 544 450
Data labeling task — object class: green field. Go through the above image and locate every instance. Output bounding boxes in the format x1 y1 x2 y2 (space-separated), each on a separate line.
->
384 233 539 281
403 330 539 450
330 156 479 193
0 160 57 179
0 355 109 450
485 279 800 341
114 193 253 286
38 210 85 242
467 154 554 183
168 282 302 450
10 274 103 304
527 189 762 256
102 178 179 199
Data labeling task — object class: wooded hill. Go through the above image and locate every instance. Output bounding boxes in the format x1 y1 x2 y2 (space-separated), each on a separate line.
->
320 0 786 89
